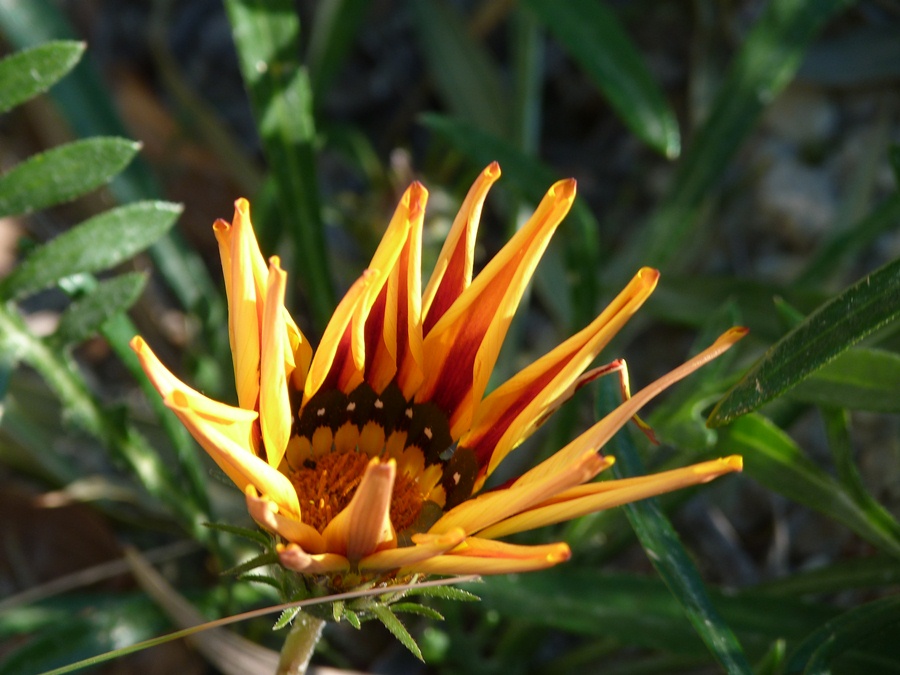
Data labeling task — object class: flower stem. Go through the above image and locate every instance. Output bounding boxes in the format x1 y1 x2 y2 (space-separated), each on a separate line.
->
277 612 325 675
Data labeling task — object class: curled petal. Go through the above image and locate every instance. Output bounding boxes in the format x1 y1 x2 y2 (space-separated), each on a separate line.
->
514 327 749 487
259 256 292 467
322 458 397 563
429 450 612 536
399 537 571 576
277 543 350 575
422 162 501 333
358 528 467 572
131 336 300 518
245 486 325 554
480 456 743 539
418 178 577 438
463 267 659 483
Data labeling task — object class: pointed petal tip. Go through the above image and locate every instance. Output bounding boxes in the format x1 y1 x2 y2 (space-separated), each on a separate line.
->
484 161 501 179
234 197 250 213
551 177 577 201
638 267 661 285
724 455 743 472
550 543 572 564
129 335 144 352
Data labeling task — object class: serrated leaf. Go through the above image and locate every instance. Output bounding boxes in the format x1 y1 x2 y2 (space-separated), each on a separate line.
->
0 40 84 114
710 257 900 424
0 137 139 218
344 609 361 629
273 607 302 631
0 200 181 300
236 574 281 591
404 584 481 602
389 602 445 621
523 0 679 158
49 272 147 348
370 604 423 662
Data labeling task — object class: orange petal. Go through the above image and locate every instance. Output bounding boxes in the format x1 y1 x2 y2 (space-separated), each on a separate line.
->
245 486 325 554
131 336 300 518
513 327 748 487
422 162 501 334
429 450 611 536
364 183 427 396
417 178 577 438
259 257 292 467
358 528 466 572
462 267 659 482
480 456 743 538
277 543 350 575
398 537 570 576
322 458 397 562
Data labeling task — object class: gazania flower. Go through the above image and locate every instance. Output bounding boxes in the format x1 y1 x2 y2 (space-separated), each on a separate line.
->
131 163 744 588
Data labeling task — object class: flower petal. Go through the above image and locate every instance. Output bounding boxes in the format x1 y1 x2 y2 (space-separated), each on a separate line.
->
364 183 427 396
277 543 350 575
513 327 748 487
259 256 292 467
422 162 501 334
428 450 611 536
398 537 570 576
480 456 743 538
418 178 577 438
322 458 397 563
131 336 301 518
245 486 325 554
462 267 659 484
358 528 466 572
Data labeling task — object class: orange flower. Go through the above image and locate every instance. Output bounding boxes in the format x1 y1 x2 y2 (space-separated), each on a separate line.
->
131 163 745 587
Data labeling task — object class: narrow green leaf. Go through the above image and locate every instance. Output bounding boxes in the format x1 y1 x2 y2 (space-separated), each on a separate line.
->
523 0 679 158
598 381 752 674
615 0 853 277
370 604 423 661
273 607 302 631
203 521 272 548
49 272 147 348
307 0 370 101
389 603 444 621
710 257 900 424
223 0 334 330
411 0 508 138
0 40 84 114
344 609 361 629
222 551 279 578
404 584 480 602
721 414 900 558
756 554 900 596
784 349 900 412
473 570 839 657
785 595 900 674
0 137 139 218
0 201 181 300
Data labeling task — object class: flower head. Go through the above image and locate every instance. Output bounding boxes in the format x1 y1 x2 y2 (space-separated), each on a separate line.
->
132 163 744 590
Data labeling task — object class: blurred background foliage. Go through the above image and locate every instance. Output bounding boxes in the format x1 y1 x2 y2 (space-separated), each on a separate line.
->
0 0 898 673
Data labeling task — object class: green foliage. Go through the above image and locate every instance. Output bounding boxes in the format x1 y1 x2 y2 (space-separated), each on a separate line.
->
0 40 83 114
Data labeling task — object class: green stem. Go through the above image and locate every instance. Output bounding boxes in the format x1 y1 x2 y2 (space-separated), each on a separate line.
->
277 612 325 675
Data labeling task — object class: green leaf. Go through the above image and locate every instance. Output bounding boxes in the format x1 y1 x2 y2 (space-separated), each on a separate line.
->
615 0 853 277
307 0 370 101
49 272 147 348
0 137 139 218
784 348 900 412
0 201 181 300
404 584 481 602
756 555 900 596
0 40 84 114
370 604 423 661
598 381 752 674
472 570 839 658
785 595 900 674
721 414 900 558
389 602 444 621
710 257 900 424
411 0 509 138
274 607 302 631
223 0 334 330
221 551 279 578
523 0 679 158
203 521 272 548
